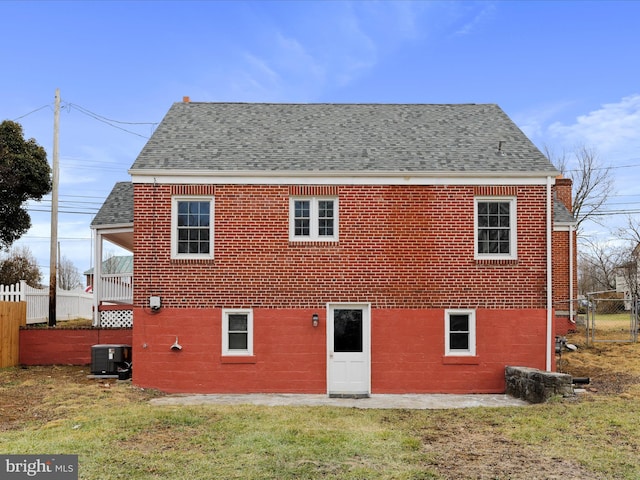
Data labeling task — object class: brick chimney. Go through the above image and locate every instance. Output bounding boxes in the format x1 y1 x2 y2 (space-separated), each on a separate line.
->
183 96 190 103
555 177 573 212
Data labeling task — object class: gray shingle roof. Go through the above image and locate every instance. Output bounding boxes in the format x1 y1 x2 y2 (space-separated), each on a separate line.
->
91 181 133 227
130 103 558 175
554 197 577 224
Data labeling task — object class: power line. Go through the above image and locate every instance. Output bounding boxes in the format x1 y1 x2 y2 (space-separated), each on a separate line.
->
12 104 52 121
59 194 108 199
10 98 158 140
66 102 157 126
60 161 131 174
564 161 640 174
608 193 640 198
64 101 157 139
28 208 98 215
36 198 104 206
589 209 640 217
20 235 91 241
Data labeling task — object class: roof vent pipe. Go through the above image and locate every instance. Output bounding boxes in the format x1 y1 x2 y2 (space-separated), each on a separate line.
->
498 140 506 155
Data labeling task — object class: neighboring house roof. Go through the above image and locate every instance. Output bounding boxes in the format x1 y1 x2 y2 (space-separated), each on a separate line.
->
84 255 133 276
91 181 133 227
129 102 559 176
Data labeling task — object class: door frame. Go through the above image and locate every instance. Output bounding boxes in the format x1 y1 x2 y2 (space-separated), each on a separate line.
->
326 303 371 397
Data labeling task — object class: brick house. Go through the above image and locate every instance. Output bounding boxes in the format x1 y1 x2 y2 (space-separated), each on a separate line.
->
91 100 577 395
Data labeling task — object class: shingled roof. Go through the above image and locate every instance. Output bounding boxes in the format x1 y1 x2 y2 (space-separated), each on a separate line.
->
129 102 558 175
91 181 133 227
554 197 577 224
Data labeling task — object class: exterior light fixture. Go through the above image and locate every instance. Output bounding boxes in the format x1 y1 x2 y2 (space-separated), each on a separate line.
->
312 313 319 327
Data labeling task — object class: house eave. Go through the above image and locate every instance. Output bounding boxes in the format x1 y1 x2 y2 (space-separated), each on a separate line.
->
553 221 577 231
90 222 134 231
129 169 560 186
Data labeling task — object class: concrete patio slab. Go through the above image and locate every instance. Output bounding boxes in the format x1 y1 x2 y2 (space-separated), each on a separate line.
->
150 393 529 409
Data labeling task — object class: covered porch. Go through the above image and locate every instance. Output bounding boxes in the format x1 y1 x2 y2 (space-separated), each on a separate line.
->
90 182 134 327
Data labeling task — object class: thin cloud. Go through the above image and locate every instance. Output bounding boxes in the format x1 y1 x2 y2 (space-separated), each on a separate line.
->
221 1 437 101
453 2 496 37
548 94 640 154
244 52 281 86
514 101 577 142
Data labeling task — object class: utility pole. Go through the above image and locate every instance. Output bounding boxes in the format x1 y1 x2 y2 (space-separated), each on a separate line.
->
48 88 60 327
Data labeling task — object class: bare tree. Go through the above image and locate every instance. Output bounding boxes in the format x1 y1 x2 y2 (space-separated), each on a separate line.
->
544 145 614 234
577 239 620 294
58 254 82 290
618 215 640 246
613 215 640 300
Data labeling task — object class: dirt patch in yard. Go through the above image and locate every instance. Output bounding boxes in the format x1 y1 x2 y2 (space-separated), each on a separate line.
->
421 424 606 480
0 365 158 432
559 332 640 398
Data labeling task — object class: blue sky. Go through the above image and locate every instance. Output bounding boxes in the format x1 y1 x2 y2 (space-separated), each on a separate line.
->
2 0 640 283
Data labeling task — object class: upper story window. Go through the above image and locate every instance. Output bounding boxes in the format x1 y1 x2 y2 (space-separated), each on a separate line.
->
289 197 338 241
444 309 476 356
171 197 214 259
475 197 517 260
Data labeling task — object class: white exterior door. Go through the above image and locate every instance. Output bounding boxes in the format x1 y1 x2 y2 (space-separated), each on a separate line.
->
327 304 370 397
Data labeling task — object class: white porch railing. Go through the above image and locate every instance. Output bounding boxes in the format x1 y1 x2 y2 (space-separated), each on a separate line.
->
0 281 93 324
99 274 133 304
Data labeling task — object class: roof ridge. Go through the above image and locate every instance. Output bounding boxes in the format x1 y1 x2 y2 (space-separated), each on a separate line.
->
174 101 492 106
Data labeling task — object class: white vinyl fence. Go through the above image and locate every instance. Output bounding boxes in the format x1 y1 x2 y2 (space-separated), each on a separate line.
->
0 281 93 324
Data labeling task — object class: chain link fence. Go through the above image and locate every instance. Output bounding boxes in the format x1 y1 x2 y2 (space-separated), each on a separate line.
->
583 291 638 344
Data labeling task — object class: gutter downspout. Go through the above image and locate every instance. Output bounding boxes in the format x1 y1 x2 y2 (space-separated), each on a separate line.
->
546 177 553 371
569 224 575 324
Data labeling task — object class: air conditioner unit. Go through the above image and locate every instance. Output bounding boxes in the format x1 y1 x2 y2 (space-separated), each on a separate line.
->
91 344 132 376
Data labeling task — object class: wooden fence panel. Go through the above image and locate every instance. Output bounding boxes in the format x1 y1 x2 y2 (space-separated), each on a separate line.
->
0 301 27 368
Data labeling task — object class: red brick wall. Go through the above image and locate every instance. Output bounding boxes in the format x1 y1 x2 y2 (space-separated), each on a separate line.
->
552 177 578 335
132 307 548 394
553 228 578 335
133 184 548 310
130 183 555 393
373 308 549 393
19 328 132 365
555 178 573 211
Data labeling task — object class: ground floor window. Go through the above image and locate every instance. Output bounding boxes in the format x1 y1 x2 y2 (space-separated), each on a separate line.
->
444 309 476 356
222 309 253 356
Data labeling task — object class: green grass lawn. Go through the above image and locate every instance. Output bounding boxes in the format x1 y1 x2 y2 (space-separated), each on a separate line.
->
2 366 640 479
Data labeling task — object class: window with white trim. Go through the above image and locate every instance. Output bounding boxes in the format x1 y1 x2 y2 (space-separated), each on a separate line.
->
289 197 338 241
444 309 476 356
222 309 253 356
171 197 214 259
475 197 517 259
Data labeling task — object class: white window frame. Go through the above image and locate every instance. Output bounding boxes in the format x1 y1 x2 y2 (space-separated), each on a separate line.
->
444 309 476 356
289 196 339 242
171 196 214 260
222 308 254 356
474 196 517 260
